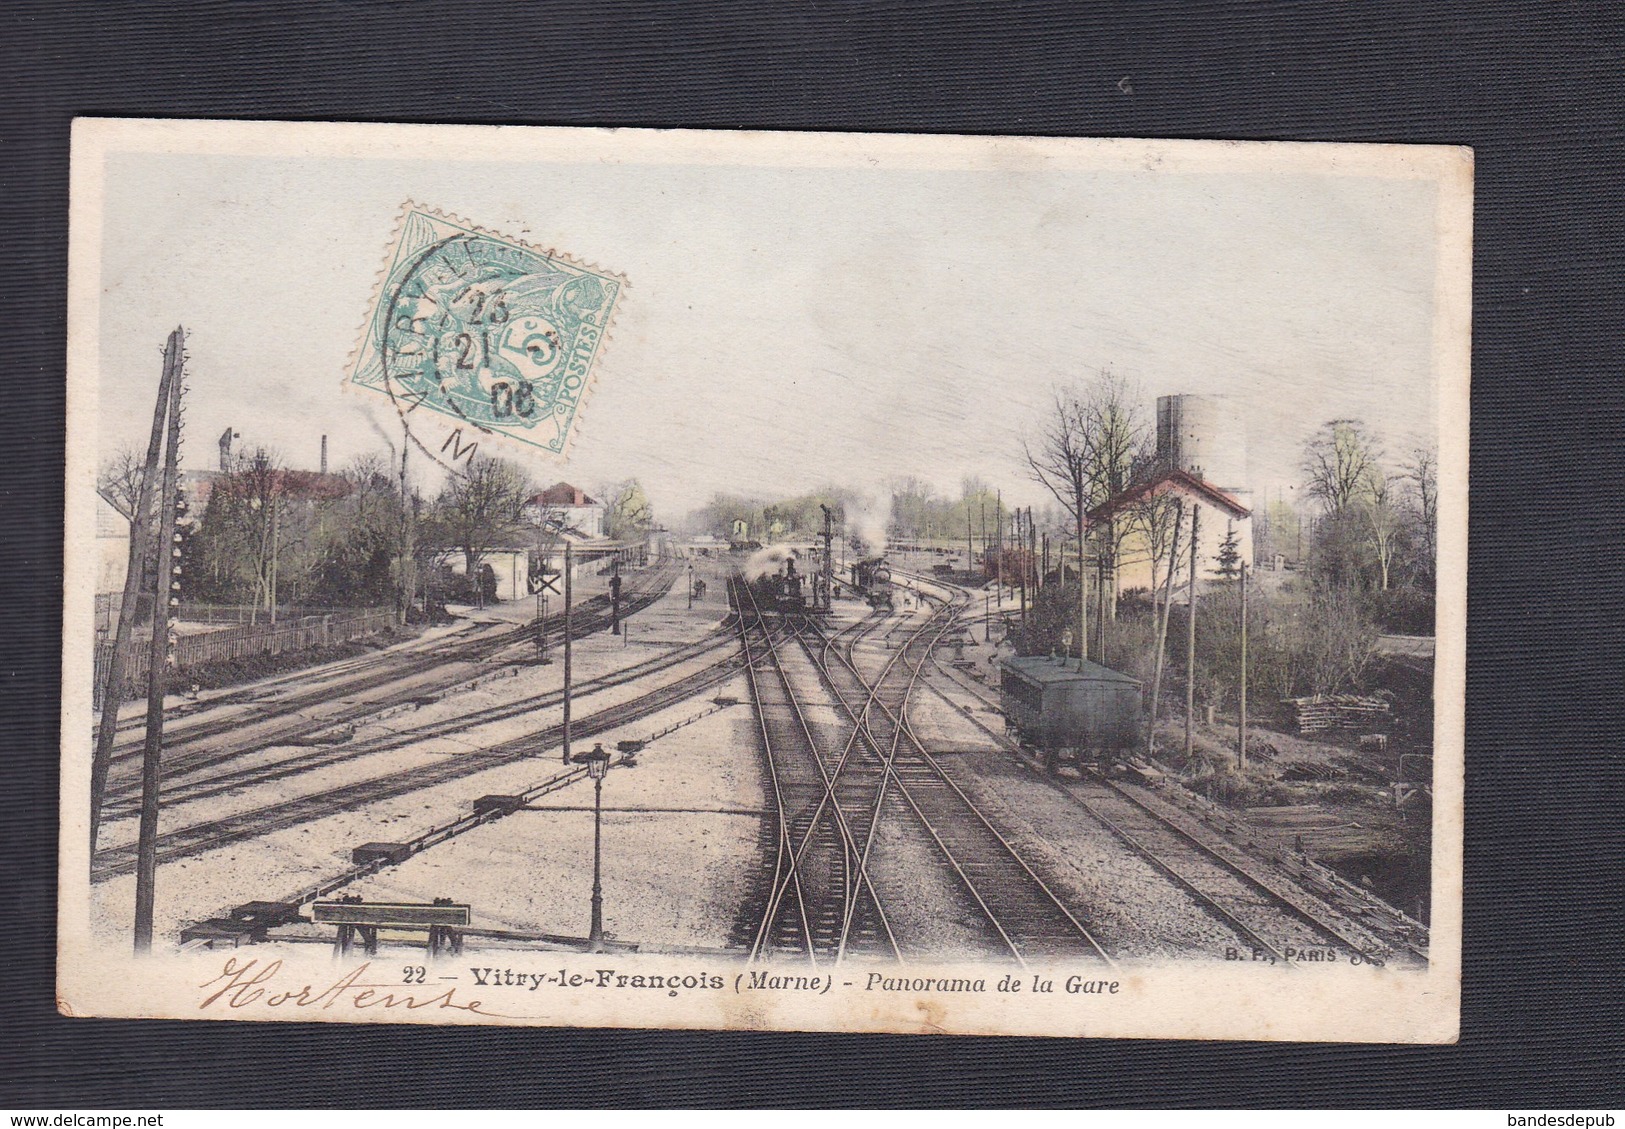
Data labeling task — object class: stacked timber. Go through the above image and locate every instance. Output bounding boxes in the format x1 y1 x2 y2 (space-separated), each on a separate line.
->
1287 693 1393 734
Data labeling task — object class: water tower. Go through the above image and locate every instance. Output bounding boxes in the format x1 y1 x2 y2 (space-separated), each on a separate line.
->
1155 394 1248 497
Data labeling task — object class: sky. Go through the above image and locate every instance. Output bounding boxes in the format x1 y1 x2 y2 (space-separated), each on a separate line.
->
92 134 1444 522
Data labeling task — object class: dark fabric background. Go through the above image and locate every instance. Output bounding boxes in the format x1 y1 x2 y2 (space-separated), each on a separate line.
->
3 0 1621 1109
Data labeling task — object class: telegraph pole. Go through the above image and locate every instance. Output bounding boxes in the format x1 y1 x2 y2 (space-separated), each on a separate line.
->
1017 508 1027 642
995 489 1003 608
134 326 186 954
1185 507 1200 762
397 420 413 627
1028 507 1038 592
91 329 179 856
819 504 835 612
562 542 573 763
1239 561 1249 770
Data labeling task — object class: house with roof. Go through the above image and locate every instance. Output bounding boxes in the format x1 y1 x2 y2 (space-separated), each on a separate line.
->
1087 468 1253 594
524 482 606 540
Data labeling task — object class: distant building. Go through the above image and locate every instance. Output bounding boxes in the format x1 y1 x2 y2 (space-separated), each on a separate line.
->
1088 468 1253 593
96 494 132 601
525 482 606 540
434 547 533 603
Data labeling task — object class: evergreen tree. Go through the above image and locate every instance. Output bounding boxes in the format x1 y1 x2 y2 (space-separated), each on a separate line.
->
1215 520 1242 581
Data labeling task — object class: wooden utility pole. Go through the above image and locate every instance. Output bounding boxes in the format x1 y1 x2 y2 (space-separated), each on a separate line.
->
562 542 573 763
134 326 186 953
397 421 413 626
91 331 181 856
1029 508 1038 592
994 490 1003 613
820 504 834 611
1147 501 1183 756
979 500 986 580
1184 506 1200 762
1239 561 1249 769
1077 526 1088 666
1017 508 1027 641
1096 542 1107 666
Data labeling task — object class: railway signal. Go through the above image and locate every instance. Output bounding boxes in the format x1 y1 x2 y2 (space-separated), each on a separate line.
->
534 567 561 665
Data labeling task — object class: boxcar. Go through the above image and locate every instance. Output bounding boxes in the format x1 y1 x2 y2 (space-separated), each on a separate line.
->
999 655 1143 769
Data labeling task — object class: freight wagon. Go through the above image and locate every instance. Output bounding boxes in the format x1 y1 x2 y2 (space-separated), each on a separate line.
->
999 655 1143 772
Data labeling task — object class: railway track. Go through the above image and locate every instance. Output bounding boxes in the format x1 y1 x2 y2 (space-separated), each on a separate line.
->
95 563 681 799
99 623 739 818
730 577 901 964
91 617 739 882
897 569 1428 967
807 578 1115 966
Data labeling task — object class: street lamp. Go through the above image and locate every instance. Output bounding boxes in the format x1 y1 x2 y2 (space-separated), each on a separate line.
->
687 560 694 610
572 743 614 951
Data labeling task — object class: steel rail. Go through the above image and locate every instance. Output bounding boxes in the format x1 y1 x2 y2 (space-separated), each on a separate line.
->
734 577 901 963
728 577 817 964
91 641 743 881
98 624 740 816
846 576 1117 966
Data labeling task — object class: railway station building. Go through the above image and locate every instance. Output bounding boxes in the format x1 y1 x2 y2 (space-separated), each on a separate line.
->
524 482 606 539
1088 468 1253 594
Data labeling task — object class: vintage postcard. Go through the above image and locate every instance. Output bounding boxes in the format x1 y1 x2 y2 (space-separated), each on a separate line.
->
61 119 1469 1040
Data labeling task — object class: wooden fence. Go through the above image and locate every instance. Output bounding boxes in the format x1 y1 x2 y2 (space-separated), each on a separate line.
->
94 607 397 708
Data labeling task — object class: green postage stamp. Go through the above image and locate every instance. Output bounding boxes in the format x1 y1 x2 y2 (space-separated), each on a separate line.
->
349 205 626 459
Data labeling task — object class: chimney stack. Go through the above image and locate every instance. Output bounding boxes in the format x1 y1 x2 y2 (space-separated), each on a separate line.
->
320 435 328 475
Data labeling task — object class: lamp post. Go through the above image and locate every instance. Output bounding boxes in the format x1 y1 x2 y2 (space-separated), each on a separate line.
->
573 743 613 951
687 560 694 610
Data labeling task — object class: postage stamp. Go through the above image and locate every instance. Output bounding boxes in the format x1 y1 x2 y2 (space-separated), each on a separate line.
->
349 205 626 460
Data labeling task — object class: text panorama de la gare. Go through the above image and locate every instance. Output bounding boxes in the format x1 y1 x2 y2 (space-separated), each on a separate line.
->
463 967 1121 996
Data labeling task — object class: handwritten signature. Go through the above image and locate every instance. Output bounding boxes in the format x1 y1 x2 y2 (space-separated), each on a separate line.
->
199 958 508 1017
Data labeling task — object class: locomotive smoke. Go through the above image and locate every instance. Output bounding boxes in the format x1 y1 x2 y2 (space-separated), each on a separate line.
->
744 544 798 581
848 494 890 557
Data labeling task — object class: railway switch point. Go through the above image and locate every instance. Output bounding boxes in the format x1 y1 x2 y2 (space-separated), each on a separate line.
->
178 917 261 947
351 842 413 866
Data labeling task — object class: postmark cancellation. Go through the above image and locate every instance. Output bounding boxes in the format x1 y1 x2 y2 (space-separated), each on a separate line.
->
348 205 626 460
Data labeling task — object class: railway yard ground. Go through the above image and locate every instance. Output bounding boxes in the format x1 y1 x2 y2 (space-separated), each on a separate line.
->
88 546 1430 969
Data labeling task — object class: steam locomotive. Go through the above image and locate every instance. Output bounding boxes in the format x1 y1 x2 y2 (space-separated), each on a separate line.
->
749 554 808 611
848 556 894 608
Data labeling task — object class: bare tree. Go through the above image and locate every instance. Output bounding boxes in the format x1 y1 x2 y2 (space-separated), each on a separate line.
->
1025 387 1093 660
431 454 534 585
1079 372 1151 631
1302 585 1379 695
1025 371 1150 663
1405 446 1438 587
1360 464 1402 591
1301 419 1382 513
97 446 147 521
203 446 287 622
